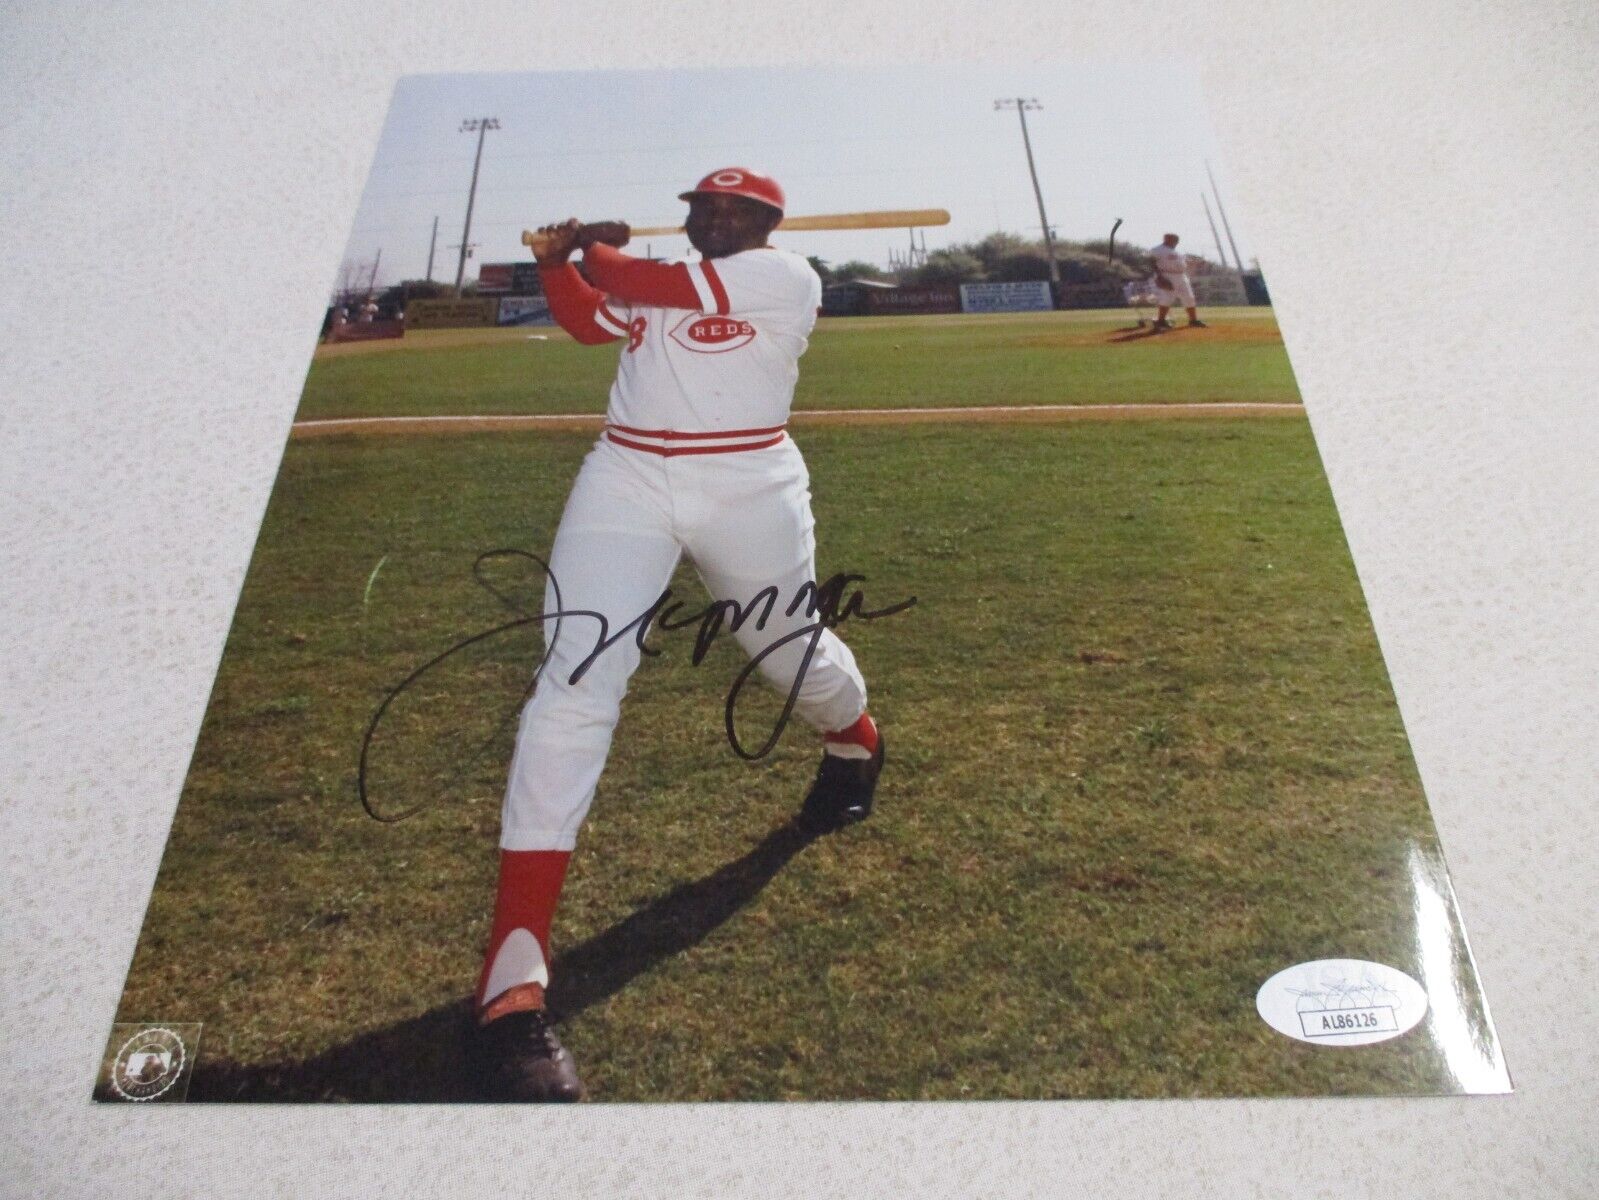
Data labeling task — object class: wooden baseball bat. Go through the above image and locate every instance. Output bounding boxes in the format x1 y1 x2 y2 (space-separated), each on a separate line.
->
521 208 950 253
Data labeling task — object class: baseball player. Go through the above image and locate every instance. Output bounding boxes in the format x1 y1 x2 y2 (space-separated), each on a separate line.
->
468 168 885 1102
1149 233 1207 330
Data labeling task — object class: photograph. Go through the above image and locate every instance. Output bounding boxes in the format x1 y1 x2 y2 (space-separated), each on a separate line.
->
97 63 1508 1105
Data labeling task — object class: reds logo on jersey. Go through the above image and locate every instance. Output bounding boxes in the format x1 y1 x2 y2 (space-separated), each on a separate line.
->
669 312 757 354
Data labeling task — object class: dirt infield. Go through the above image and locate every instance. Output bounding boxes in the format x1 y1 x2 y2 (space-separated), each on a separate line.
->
1019 322 1287 349
290 402 1306 440
313 326 532 358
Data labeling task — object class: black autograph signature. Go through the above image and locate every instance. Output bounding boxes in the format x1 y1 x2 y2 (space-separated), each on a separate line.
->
358 549 915 822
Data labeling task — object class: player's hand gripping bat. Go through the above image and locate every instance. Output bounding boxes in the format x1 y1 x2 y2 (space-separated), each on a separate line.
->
522 208 951 256
523 218 614 264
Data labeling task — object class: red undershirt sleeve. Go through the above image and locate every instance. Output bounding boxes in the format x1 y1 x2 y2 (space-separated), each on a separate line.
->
537 263 625 345
581 244 706 311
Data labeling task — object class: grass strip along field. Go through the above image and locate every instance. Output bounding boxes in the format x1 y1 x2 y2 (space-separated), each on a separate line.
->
297 307 1299 420
113 416 1490 1101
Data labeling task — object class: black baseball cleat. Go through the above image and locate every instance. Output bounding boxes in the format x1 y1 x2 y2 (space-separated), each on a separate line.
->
799 733 885 832
1187 318 1209 328
469 1000 585 1103
1150 318 1173 331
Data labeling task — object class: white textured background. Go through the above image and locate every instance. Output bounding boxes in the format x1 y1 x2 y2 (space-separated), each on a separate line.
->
2 2 1595 1196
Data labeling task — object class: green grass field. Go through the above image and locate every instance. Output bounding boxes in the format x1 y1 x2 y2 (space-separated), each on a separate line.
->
109 313 1497 1100
296 307 1299 419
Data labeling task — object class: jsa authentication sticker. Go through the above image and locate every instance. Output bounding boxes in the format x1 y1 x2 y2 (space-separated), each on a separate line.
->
1256 959 1429 1047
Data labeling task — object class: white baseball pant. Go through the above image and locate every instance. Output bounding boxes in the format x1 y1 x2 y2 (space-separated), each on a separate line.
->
499 435 869 851
1155 273 1197 308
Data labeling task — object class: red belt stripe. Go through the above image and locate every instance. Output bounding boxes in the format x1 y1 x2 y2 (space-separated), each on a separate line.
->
606 422 786 440
605 430 786 457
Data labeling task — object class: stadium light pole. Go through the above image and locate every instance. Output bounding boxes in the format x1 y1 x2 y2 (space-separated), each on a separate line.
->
455 117 500 293
1200 192 1227 268
1205 159 1245 274
994 98 1061 285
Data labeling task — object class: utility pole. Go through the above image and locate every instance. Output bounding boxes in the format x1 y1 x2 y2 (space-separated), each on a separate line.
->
1205 160 1245 273
455 117 500 293
367 248 381 294
426 216 439 282
995 97 1060 285
1201 193 1227 268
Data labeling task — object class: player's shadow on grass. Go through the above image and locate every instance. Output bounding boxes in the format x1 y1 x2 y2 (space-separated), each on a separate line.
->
185 819 823 1102
1108 325 1170 343
544 818 820 1019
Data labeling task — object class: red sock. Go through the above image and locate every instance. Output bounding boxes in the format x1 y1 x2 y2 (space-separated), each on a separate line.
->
475 849 570 1019
824 711 879 755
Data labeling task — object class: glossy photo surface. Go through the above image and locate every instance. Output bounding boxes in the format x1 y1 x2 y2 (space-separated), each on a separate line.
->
95 64 1507 1103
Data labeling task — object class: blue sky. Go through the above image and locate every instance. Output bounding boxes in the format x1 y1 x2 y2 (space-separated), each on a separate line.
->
341 63 1253 290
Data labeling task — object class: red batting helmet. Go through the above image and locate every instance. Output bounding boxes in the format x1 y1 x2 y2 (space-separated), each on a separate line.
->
678 167 785 215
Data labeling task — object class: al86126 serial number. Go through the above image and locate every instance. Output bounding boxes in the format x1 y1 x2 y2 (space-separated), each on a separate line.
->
1298 1006 1400 1038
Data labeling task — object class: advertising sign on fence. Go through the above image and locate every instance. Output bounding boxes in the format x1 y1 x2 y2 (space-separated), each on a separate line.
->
497 295 554 326
404 298 500 329
959 280 1054 313
861 284 962 315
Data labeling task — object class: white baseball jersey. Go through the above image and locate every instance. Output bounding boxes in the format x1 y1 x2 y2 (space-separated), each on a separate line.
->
1151 243 1189 276
589 247 822 440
